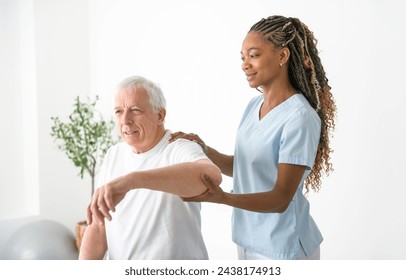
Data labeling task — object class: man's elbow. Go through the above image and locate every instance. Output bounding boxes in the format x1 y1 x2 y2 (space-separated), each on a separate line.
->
204 163 222 185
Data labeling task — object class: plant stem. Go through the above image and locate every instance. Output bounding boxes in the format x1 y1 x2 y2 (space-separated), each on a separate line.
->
91 175 95 200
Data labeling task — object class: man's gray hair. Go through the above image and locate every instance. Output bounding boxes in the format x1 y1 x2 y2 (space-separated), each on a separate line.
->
117 75 166 112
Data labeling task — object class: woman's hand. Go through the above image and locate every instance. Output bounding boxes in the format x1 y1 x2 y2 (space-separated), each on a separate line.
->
182 174 227 204
169 131 208 154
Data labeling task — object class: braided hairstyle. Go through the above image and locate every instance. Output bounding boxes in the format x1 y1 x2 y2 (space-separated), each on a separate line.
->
250 15 336 193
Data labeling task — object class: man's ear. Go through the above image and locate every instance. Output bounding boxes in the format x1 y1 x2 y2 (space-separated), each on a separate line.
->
158 108 166 124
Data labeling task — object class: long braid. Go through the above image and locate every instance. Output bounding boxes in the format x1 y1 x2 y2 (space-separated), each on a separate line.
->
250 16 337 193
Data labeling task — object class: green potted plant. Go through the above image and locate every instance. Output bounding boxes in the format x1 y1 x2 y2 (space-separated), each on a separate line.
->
50 95 119 250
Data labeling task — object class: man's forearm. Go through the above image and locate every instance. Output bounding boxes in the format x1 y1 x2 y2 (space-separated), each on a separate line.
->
88 160 223 223
128 160 222 198
78 223 107 260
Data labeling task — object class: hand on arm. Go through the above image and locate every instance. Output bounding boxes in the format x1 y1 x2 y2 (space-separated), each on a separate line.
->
87 176 129 225
185 163 306 213
182 174 228 203
87 159 222 225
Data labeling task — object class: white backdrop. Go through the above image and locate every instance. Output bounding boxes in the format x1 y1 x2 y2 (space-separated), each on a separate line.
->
1 0 405 260
88 0 406 259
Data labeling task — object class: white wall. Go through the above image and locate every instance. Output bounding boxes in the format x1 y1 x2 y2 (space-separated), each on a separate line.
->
0 0 39 219
33 0 92 229
0 0 25 219
1 0 405 260
0 0 92 230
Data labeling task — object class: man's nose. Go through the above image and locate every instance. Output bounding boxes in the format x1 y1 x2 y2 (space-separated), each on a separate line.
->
122 110 132 124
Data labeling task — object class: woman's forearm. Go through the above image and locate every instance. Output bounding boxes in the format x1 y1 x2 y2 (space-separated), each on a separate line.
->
205 146 234 177
221 191 291 213
217 164 307 213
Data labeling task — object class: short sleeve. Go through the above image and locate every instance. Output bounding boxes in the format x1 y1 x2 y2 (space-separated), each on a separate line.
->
166 139 209 165
279 109 321 169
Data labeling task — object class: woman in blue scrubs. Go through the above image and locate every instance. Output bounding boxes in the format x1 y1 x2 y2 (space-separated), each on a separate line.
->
170 15 336 260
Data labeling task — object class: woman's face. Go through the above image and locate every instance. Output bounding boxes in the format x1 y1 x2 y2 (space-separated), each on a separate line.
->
241 32 284 89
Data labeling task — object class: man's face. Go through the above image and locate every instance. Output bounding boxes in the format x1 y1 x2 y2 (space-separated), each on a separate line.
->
114 87 166 153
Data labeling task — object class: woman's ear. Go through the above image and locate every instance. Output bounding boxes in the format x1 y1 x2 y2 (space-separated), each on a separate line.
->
279 47 290 67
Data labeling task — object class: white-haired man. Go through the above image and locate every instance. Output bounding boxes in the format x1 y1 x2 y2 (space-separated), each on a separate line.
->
79 76 221 260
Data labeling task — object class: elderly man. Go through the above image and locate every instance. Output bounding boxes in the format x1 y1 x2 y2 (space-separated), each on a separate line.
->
79 76 221 260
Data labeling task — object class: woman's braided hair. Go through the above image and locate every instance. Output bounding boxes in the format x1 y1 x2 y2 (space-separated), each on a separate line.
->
250 15 337 193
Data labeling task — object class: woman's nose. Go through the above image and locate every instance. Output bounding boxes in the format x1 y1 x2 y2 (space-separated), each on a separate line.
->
242 60 251 71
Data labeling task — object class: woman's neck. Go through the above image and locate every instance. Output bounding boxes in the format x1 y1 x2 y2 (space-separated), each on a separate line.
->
259 84 297 119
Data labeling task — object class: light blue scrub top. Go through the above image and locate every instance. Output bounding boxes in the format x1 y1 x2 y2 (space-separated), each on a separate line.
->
232 93 323 259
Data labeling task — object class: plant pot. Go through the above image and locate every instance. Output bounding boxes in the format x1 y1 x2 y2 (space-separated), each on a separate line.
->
75 220 88 251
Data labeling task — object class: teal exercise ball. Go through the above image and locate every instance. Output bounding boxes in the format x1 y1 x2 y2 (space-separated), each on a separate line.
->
2 219 79 260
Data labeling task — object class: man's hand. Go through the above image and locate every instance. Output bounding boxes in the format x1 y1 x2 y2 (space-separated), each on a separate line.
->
87 174 132 225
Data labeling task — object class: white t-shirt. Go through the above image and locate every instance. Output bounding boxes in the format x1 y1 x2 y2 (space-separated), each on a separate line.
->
97 130 209 259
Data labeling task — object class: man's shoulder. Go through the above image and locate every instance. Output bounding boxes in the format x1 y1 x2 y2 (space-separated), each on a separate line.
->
166 138 202 152
164 138 207 164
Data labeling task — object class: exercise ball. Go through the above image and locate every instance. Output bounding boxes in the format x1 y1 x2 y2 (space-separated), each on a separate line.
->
1 219 79 260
